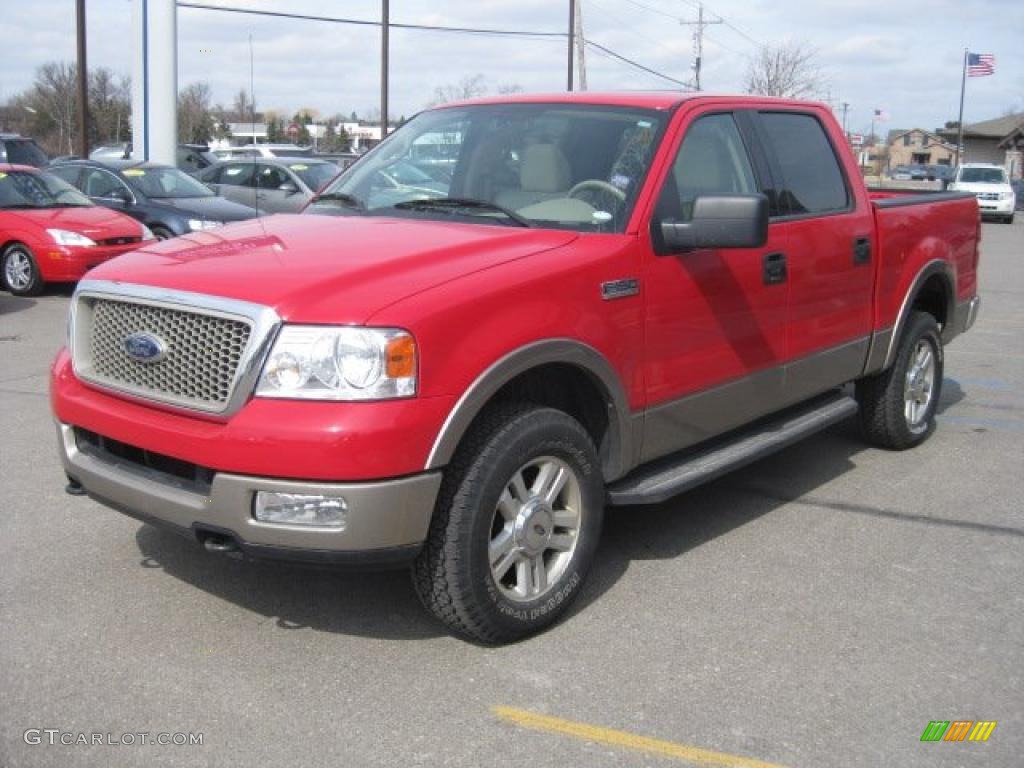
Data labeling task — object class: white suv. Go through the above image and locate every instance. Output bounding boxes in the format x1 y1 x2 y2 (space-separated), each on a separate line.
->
951 163 1016 224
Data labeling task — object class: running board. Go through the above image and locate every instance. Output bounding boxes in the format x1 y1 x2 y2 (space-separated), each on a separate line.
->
607 392 859 506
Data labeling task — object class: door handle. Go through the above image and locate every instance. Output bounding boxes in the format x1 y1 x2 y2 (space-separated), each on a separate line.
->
853 237 871 265
763 252 787 285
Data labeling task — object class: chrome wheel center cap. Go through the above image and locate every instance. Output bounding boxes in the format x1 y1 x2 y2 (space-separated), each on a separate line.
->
514 502 554 556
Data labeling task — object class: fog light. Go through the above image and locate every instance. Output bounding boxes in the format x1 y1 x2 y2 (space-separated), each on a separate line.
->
253 492 348 528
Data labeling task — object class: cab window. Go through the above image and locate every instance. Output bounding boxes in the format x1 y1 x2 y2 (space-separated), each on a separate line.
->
657 113 757 221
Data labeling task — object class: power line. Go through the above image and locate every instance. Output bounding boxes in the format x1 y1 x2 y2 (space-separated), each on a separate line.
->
177 2 567 40
675 0 762 47
179 2 688 92
585 40 691 88
618 0 681 21
588 0 682 59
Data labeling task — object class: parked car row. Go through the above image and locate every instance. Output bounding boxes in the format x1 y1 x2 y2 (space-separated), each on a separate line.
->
49 160 258 239
888 164 954 183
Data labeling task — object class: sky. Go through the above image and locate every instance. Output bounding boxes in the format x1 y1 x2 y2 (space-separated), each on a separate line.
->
1 0 1022 136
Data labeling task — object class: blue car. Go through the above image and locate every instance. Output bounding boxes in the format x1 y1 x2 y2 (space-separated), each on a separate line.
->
49 159 259 239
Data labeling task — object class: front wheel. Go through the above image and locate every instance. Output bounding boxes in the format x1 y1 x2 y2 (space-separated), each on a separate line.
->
2 243 44 296
413 404 604 644
857 311 943 450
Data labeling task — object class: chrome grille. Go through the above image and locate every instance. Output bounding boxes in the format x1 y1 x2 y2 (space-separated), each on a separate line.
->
88 299 250 408
976 192 999 201
71 281 279 417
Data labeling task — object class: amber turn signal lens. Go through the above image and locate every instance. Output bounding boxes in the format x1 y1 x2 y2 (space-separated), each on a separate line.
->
385 335 416 379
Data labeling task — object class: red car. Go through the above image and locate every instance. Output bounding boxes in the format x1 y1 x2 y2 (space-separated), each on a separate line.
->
0 164 152 296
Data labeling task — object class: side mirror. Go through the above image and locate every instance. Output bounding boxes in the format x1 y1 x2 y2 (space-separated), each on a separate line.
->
657 194 768 253
278 181 300 195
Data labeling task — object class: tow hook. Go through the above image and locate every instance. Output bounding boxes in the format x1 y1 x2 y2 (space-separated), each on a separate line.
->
202 535 240 554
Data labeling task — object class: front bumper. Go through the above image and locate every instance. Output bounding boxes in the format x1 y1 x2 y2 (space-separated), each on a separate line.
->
976 197 1014 216
58 421 441 566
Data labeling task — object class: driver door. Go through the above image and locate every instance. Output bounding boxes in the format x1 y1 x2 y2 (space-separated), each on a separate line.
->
640 110 789 461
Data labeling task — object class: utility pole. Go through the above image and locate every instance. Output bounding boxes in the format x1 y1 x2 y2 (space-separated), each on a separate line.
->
680 3 721 91
381 0 390 138
567 0 575 91
574 0 587 91
841 101 850 137
75 0 89 157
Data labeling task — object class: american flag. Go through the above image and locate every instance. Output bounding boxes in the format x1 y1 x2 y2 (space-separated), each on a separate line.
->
967 52 995 77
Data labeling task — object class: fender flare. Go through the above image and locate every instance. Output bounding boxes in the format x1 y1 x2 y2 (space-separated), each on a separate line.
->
424 339 636 482
881 259 956 370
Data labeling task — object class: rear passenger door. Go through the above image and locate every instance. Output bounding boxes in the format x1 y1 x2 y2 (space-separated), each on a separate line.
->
752 111 875 403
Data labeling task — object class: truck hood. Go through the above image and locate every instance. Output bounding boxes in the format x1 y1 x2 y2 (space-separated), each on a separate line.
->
951 182 1012 195
84 214 578 323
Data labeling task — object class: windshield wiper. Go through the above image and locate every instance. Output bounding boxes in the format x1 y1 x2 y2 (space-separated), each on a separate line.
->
0 203 44 209
312 191 366 211
393 197 532 227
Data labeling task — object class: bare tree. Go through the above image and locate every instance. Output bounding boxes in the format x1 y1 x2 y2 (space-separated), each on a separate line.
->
744 43 822 99
89 68 130 146
178 82 215 143
30 62 78 155
231 88 255 122
428 74 488 107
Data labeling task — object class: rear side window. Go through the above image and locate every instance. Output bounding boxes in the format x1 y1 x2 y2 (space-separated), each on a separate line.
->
759 112 849 216
81 169 127 198
219 163 256 187
5 139 49 167
257 165 290 189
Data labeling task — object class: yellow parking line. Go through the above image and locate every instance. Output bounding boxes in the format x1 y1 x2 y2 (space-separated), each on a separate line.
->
492 706 789 768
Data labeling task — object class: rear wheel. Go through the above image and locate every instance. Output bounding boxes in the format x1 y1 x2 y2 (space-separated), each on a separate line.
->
151 226 174 240
857 311 943 450
412 404 604 644
2 243 44 297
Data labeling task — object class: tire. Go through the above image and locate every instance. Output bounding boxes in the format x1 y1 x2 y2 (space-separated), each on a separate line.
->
1006 214 1015 224
857 311 943 450
151 226 174 240
2 243 45 297
412 404 604 644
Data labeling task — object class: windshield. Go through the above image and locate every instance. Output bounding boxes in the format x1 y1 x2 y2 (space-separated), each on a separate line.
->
123 166 216 198
286 162 337 192
308 103 668 232
0 169 93 208
959 167 1008 184
5 139 50 167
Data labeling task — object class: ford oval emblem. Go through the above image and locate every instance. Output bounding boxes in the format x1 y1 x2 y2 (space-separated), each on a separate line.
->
123 332 167 363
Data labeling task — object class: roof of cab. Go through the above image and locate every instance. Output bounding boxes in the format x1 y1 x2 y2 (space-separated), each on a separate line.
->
435 91 825 112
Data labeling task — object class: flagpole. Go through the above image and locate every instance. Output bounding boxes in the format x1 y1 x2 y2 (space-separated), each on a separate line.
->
955 48 968 168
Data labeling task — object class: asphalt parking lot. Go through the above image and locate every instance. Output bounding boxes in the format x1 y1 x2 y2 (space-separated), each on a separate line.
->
1 220 1021 768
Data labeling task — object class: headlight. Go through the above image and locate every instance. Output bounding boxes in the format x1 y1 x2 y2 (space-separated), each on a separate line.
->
188 219 223 231
999 191 1011 200
141 224 156 240
256 326 417 400
47 229 96 247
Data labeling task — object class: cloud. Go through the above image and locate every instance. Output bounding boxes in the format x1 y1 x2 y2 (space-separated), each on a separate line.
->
1 0 1021 135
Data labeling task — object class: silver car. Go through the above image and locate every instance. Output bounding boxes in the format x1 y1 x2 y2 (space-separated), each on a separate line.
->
197 157 339 214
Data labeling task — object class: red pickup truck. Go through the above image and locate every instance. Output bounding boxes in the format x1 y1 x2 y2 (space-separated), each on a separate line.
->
51 93 980 643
